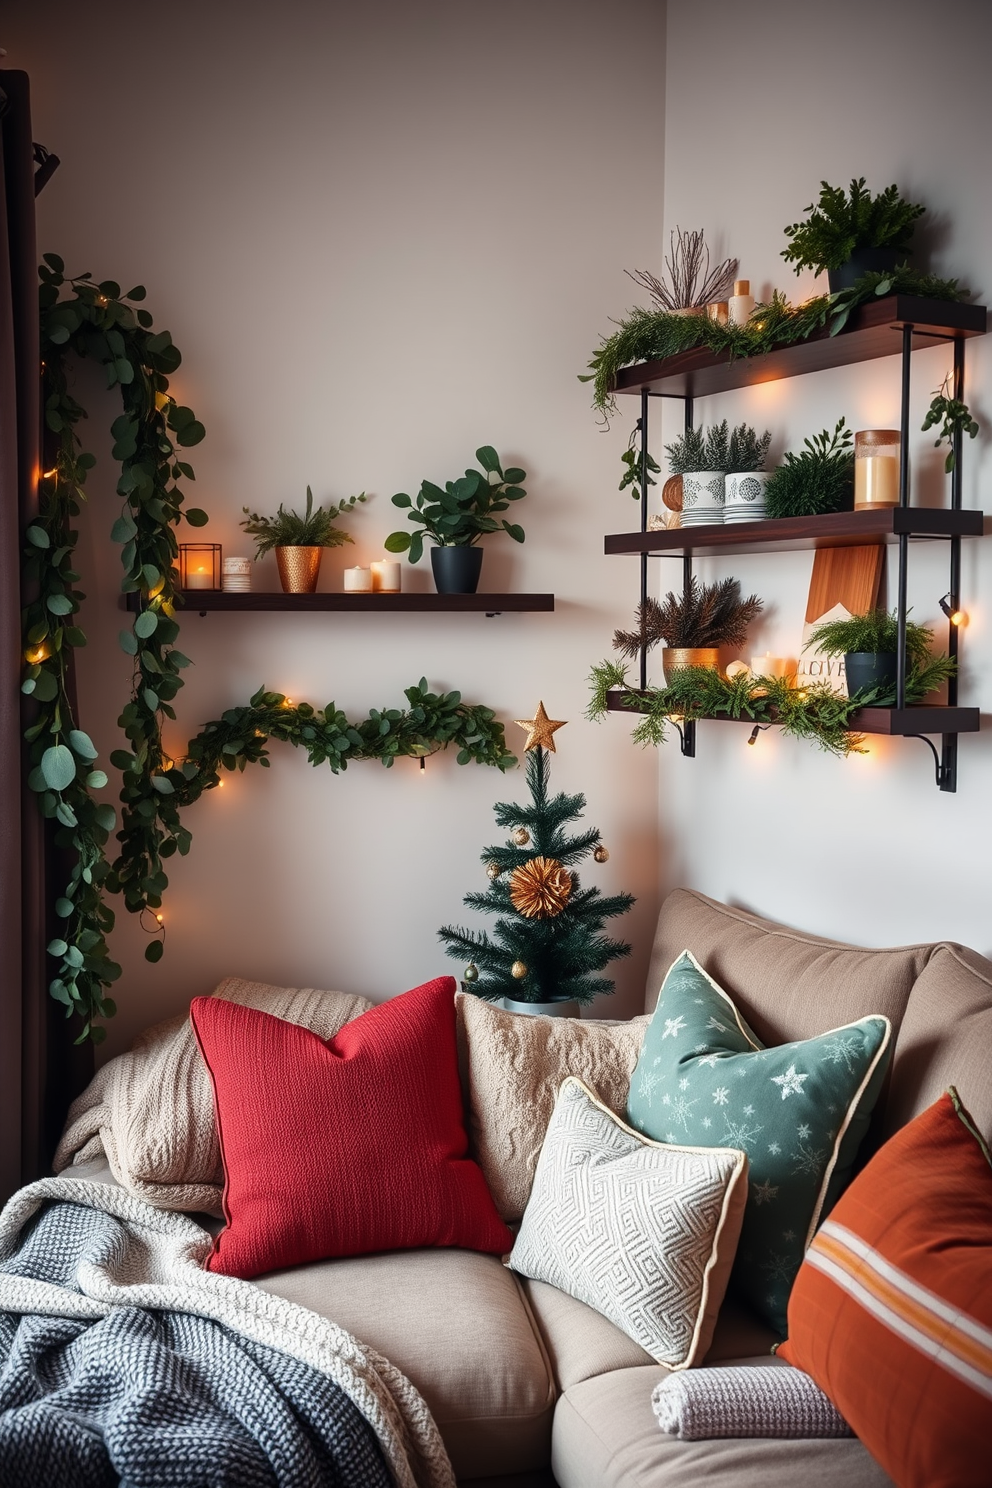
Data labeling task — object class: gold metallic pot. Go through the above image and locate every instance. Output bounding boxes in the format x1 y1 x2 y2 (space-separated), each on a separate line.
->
275 545 322 593
661 647 720 684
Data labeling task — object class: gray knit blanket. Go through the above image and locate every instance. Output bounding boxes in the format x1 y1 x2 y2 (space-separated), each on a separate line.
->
0 1177 455 1488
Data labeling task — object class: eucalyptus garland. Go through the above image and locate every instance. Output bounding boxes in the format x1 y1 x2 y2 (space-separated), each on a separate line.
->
582 268 964 424
587 659 957 759
26 258 514 1042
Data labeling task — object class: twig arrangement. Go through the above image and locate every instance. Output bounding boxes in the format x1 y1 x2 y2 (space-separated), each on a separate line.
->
626 228 737 313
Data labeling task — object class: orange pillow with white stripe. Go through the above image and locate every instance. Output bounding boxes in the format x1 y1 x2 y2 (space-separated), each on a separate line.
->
779 1089 992 1488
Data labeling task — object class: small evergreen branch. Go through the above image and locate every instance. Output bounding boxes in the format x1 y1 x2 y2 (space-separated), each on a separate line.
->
764 418 854 519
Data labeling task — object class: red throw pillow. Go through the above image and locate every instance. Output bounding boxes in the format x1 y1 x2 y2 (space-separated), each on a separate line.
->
191 976 513 1278
779 1089 992 1488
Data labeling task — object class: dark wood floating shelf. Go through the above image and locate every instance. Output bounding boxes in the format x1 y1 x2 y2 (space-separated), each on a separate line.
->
612 295 988 400
605 506 985 558
124 592 555 614
604 691 980 738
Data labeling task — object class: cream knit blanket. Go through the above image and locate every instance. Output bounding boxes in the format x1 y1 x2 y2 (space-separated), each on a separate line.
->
0 1175 454 1488
53 978 372 1214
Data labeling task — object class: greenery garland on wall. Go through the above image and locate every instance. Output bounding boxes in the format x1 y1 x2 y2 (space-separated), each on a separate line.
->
27 258 515 1042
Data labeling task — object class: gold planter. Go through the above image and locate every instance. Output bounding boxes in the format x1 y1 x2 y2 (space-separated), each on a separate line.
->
275 546 322 593
661 647 720 684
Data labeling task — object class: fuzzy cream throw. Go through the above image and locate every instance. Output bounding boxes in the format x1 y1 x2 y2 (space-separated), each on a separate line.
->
53 979 372 1214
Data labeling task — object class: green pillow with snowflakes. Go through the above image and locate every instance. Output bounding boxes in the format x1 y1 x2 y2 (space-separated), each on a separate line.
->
626 950 892 1337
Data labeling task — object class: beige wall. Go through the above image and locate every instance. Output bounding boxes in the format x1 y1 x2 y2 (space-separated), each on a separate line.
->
6 0 667 1056
658 0 992 954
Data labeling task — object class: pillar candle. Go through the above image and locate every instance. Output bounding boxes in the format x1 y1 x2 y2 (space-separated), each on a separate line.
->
343 566 373 593
185 567 213 590
750 654 797 681
370 560 401 593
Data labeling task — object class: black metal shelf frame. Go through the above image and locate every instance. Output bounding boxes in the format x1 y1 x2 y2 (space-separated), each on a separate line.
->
616 320 978 792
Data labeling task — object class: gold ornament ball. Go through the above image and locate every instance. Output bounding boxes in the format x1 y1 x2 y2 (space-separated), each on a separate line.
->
511 960 528 980
511 827 531 847
593 844 610 863
486 861 501 881
463 962 480 983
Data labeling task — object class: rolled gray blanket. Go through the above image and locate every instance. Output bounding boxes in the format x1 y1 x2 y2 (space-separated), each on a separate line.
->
652 1365 852 1440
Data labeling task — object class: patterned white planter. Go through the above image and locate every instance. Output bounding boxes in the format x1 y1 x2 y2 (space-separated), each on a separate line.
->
680 471 725 526
725 471 770 522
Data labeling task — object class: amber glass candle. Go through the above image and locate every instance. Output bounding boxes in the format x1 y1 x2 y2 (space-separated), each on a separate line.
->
854 430 901 509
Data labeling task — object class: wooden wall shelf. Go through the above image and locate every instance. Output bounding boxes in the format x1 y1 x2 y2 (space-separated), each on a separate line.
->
605 507 985 558
125 592 555 615
603 691 980 738
611 295 987 401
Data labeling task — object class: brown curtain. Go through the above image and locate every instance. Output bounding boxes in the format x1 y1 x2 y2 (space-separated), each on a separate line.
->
0 68 92 1201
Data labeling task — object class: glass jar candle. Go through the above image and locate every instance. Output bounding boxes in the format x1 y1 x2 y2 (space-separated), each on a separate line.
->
854 429 901 509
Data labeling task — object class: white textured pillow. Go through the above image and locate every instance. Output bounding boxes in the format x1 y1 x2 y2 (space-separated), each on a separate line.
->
53 978 372 1214
456 992 650 1222
508 1077 748 1369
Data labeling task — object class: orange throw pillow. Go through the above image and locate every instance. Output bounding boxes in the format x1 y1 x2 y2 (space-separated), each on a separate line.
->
779 1089 992 1488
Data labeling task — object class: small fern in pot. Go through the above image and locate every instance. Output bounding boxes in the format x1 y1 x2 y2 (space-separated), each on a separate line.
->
804 608 954 701
241 486 366 593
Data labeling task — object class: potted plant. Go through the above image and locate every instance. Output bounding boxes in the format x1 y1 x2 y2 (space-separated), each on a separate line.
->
781 178 925 292
725 424 773 522
241 487 366 593
764 419 855 520
384 446 526 594
804 608 937 698
664 424 725 527
613 577 763 683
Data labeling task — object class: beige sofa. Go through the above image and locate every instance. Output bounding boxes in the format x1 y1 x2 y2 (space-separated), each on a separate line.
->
58 888 992 1487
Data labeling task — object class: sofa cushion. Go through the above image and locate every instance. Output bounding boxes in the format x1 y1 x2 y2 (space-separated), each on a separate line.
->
456 993 649 1223
522 1281 777 1393
509 1079 746 1369
626 952 892 1337
255 1247 555 1481
644 890 928 1043
53 977 372 1215
193 978 512 1279
551 1364 893 1488
883 943 992 1142
780 1089 992 1488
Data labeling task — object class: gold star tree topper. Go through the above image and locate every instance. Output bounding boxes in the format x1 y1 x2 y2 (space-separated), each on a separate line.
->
515 701 567 753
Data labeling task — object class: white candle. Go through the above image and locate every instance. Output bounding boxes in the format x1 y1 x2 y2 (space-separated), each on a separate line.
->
750 654 796 681
343 566 373 593
185 567 213 590
371 560 401 593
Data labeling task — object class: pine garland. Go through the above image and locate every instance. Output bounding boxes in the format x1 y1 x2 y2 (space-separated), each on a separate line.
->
28 260 514 1041
582 269 964 425
588 659 957 759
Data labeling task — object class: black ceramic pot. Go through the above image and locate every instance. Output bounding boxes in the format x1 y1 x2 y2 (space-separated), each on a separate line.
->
845 651 899 698
827 248 902 294
431 545 483 594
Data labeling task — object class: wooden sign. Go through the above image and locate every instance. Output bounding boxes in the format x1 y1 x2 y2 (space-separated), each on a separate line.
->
797 545 884 693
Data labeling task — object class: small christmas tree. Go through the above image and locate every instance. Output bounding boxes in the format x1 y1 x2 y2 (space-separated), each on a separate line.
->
438 728 634 1005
